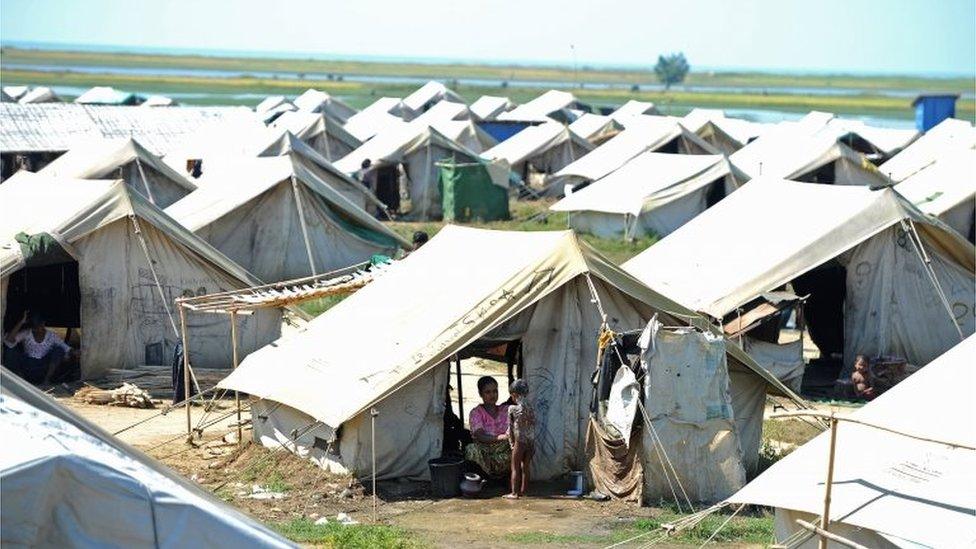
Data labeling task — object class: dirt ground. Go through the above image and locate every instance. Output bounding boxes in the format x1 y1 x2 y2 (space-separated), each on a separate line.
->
56 360 857 548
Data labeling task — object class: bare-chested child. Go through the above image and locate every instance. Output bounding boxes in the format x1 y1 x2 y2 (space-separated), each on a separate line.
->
504 379 535 499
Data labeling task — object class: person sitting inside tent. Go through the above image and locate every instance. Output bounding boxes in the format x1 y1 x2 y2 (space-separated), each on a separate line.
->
412 231 429 248
3 311 78 384
464 376 511 478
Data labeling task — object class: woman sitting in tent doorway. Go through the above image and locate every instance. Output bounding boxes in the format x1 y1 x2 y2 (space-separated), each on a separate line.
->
465 376 511 478
3 310 79 384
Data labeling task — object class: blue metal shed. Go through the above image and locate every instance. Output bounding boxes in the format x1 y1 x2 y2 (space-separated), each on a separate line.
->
912 94 959 132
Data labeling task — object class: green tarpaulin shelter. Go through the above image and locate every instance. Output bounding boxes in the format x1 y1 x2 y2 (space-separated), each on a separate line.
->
437 160 510 222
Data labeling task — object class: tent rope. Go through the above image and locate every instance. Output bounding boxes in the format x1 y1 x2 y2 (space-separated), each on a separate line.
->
134 157 157 205
129 215 181 339
638 398 695 512
697 503 744 547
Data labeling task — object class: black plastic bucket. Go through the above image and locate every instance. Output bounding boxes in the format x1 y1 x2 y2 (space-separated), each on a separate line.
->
428 456 464 498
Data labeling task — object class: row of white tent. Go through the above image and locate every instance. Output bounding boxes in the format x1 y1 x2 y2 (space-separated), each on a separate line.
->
2 85 176 107
1 82 973 545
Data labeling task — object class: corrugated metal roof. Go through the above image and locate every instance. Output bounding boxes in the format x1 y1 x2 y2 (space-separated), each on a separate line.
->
0 103 261 154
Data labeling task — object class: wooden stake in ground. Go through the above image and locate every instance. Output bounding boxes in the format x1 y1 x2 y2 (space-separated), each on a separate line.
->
179 305 192 439
371 407 379 523
819 414 839 549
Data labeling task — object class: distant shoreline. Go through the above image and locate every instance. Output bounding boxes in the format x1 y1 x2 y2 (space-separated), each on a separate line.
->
4 41 974 80
2 45 973 123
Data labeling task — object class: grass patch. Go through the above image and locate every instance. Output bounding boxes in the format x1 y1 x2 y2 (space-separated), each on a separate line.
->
763 418 823 447
629 509 773 545
504 508 773 546
386 198 657 266
299 294 349 317
505 531 607 544
274 518 417 548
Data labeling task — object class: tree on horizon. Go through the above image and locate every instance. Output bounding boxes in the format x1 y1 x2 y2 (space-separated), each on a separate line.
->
655 52 690 90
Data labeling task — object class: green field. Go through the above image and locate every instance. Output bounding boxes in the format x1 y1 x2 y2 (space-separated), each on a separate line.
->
2 46 974 120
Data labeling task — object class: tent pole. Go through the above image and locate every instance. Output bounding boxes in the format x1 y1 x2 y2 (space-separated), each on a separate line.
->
290 176 318 276
818 415 839 549
455 355 464 422
901 220 965 340
230 311 242 446
134 157 157 205
179 305 192 439
371 407 379 522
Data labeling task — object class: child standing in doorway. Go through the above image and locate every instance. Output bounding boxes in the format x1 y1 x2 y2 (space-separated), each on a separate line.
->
504 379 535 499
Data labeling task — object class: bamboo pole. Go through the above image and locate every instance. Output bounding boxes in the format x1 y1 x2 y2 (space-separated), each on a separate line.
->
179 305 192 439
230 311 242 446
819 415 839 549
797 519 869 549
768 410 974 450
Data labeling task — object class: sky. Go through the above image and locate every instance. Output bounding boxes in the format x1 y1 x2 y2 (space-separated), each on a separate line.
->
2 0 974 76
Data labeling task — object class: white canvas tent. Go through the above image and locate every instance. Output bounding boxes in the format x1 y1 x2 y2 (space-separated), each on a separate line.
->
334 123 485 219
0 368 294 548
425 118 497 154
481 121 593 179
75 87 142 106
165 156 408 283
726 336 976 548
569 113 623 145
409 100 472 125
610 100 658 122
219 226 800 488
498 90 580 123
40 137 197 208
254 131 386 213
550 117 720 194
18 86 61 105
624 178 975 378
896 149 976 240
470 95 515 121
682 109 766 155
822 118 919 160
0 172 281 379
292 88 358 124
402 81 465 115
343 97 411 142
3 86 28 102
0 89 14 103
268 111 362 161
879 118 976 182
728 125 891 186
140 94 177 107
551 152 741 239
